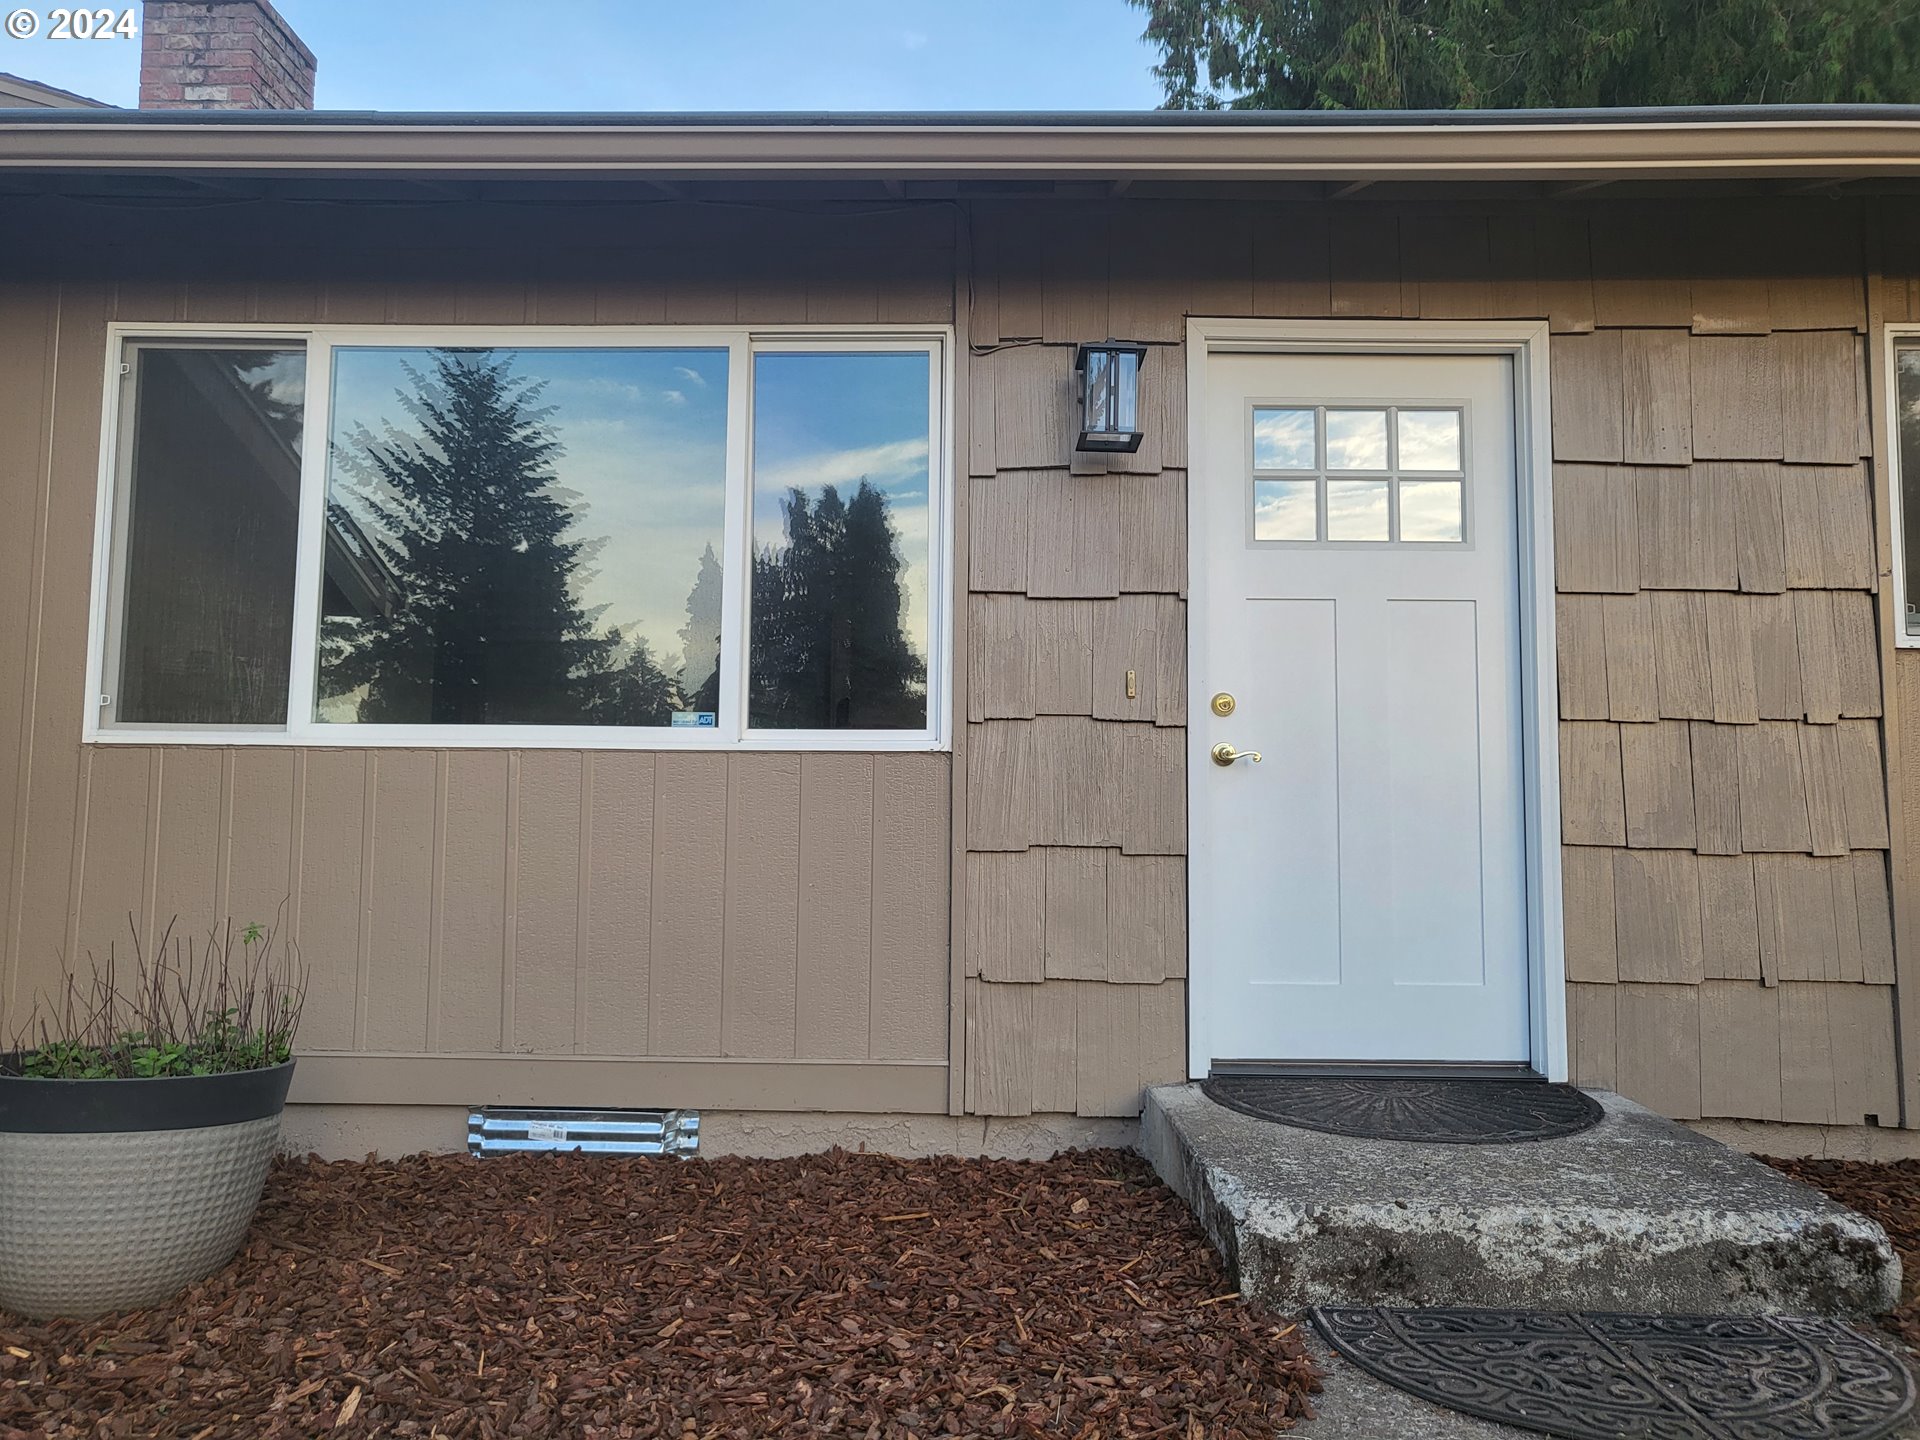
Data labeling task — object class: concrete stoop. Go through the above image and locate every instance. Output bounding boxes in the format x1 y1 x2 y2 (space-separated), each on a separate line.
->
1141 1083 1901 1318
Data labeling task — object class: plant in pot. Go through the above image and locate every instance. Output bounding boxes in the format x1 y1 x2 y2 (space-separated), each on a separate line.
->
0 917 304 1321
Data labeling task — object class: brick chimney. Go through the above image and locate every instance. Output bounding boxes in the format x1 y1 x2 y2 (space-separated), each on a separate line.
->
139 1 316 110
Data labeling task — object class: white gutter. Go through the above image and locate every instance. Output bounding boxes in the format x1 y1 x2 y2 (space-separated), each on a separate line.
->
3 117 1920 182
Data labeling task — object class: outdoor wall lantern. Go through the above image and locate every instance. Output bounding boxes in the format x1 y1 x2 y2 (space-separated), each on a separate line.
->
1074 341 1147 454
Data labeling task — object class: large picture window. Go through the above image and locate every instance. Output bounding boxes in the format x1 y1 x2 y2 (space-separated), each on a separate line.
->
90 328 950 749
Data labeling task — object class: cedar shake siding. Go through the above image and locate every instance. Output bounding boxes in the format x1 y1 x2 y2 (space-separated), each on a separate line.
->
958 198 1898 1126
0 189 1910 1127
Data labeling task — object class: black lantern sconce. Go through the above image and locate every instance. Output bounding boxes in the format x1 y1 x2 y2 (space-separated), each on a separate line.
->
1074 341 1147 454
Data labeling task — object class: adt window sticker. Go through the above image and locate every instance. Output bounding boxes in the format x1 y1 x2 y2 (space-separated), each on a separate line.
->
670 712 718 728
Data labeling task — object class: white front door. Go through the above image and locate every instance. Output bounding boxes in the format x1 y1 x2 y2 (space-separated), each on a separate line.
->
1190 348 1532 1070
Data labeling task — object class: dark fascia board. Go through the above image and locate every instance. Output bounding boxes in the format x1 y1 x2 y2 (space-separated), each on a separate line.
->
4 106 1920 183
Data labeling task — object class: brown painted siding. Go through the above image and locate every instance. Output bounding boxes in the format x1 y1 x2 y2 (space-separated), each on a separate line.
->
31 744 951 1068
1551 312 1894 1125
0 209 956 1112
960 204 1191 1118
963 197 1897 1126
3 191 1911 1128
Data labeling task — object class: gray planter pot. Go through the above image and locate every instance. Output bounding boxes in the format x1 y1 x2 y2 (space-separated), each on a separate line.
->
0 1060 294 1320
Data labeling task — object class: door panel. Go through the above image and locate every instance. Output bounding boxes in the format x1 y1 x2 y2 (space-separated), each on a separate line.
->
1238 597 1341 986
1386 599 1485 985
1192 350 1530 1069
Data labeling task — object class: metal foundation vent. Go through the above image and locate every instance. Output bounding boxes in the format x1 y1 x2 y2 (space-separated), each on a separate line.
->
466 1107 699 1157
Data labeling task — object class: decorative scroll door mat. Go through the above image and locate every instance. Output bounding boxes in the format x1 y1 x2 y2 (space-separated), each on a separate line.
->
1200 1076 1604 1143
1310 1306 1917 1440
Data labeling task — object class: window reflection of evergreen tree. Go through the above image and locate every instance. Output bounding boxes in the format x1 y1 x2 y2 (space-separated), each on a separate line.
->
677 543 724 714
749 480 927 730
593 628 680 727
235 359 303 450
322 349 678 726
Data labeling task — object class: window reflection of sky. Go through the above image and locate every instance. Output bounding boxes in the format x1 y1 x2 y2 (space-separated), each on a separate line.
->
752 351 932 662
1327 479 1389 541
327 347 729 666
1253 408 1315 470
1397 410 1463 471
1325 409 1388 470
1401 480 1464 542
1250 404 1466 545
1254 479 1316 541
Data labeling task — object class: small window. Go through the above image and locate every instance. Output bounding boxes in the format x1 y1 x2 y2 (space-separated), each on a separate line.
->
1250 403 1466 545
1897 344 1920 640
91 328 950 748
106 343 307 726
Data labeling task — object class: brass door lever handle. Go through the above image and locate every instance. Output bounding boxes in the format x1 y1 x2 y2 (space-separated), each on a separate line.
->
1211 742 1263 767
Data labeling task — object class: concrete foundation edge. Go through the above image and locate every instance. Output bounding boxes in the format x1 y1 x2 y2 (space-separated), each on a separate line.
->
281 1102 1137 1160
1686 1118 1920 1162
281 1102 1920 1165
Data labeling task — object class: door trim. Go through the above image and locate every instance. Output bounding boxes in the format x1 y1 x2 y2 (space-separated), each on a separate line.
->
1184 318 1566 1082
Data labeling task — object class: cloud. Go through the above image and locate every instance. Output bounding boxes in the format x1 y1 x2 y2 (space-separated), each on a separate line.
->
672 365 709 388
662 389 688 406
756 436 930 495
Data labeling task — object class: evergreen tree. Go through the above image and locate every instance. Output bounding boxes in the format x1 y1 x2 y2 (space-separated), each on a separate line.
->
748 480 927 730
677 543 725 715
1133 0 1920 110
322 349 676 725
233 355 304 451
593 628 681 727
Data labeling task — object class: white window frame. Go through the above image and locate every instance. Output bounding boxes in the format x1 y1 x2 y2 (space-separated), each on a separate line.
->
83 323 955 751
1882 325 1920 649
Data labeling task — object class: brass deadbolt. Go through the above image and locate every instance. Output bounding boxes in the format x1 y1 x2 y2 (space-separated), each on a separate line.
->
1211 692 1236 717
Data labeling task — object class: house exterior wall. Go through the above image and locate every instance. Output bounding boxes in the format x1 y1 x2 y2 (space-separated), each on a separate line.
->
0 190 1906 1133
0 200 957 1115
959 198 1900 1127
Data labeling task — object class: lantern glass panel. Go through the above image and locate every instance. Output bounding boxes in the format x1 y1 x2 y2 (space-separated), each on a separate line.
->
1084 346 1141 440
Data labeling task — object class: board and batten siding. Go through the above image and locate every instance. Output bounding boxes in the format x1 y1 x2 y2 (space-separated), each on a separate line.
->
0 200 957 1114
962 198 1901 1126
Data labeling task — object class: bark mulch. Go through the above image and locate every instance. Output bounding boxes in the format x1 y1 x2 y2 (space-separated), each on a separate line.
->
0 1147 1319 1439
1763 1155 1920 1351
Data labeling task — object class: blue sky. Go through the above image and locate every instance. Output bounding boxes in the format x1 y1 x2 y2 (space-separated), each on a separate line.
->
4 1 1165 110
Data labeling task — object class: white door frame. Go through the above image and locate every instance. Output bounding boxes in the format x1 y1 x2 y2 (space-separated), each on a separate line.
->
1184 318 1567 1081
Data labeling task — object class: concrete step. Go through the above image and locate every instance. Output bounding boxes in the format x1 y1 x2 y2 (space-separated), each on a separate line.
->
1141 1083 1900 1318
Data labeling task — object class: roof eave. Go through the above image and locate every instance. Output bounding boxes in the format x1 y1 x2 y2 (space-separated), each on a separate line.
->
4 115 1920 183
